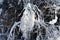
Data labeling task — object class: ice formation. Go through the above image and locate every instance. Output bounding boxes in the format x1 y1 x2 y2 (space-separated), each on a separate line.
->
0 0 60 40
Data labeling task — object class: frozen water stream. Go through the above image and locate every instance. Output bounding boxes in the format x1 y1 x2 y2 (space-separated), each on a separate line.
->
0 0 60 40
8 2 60 40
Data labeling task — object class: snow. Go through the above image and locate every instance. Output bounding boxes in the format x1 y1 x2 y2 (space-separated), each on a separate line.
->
56 36 60 40
0 0 3 4
48 15 58 24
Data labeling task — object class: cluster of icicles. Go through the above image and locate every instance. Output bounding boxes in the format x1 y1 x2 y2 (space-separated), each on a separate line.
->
7 3 60 40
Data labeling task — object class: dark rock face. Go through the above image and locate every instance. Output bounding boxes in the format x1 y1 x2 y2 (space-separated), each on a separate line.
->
0 0 24 40
0 0 60 40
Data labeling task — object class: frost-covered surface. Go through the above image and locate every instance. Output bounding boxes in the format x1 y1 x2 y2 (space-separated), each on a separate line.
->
0 0 60 40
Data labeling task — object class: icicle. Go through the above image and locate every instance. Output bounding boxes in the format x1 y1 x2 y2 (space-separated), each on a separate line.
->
23 0 30 7
19 3 45 40
0 8 2 15
18 0 21 5
7 21 21 40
